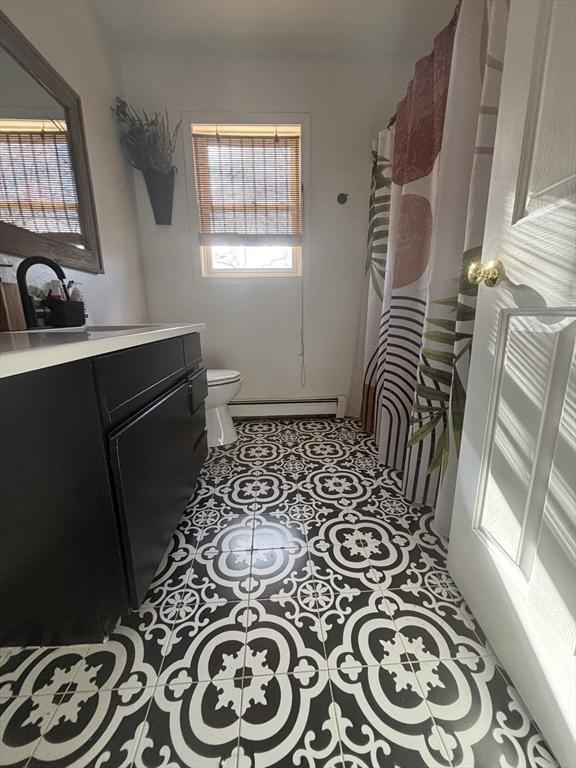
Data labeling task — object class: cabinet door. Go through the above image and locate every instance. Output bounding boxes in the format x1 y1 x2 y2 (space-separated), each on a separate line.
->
93 337 186 428
109 380 204 606
0 360 127 646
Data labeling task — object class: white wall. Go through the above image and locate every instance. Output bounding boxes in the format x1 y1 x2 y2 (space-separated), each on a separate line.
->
1 0 148 324
120 47 421 409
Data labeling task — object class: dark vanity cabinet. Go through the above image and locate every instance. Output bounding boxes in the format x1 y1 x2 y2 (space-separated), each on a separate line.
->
0 360 126 647
0 333 207 647
94 335 208 608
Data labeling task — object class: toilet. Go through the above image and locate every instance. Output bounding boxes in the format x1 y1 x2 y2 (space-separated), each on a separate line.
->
205 369 243 447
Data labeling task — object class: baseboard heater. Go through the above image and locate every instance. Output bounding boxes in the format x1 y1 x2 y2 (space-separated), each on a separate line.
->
229 395 347 419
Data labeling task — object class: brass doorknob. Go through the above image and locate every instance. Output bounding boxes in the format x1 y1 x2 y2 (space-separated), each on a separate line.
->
468 259 505 287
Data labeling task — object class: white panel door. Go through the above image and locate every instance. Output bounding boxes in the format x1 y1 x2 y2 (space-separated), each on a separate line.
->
448 0 576 764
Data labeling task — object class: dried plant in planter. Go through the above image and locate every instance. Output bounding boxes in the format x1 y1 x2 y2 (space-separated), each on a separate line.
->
112 97 182 224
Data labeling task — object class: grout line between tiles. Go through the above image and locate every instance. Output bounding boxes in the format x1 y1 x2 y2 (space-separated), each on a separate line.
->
325 669 347 767
127 492 213 768
408 659 455 768
30 646 92 703
314 565 348 766
236 496 256 768
20 674 80 768
127 682 167 768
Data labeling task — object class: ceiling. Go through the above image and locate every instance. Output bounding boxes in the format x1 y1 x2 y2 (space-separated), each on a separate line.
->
89 0 456 58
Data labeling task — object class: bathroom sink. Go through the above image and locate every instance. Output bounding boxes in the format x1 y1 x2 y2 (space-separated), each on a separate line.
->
85 325 161 332
24 324 160 333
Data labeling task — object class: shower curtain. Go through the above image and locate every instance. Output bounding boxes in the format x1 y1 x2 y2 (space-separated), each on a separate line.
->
360 0 509 538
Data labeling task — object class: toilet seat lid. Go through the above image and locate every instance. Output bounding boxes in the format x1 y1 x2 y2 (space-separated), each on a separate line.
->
207 369 242 386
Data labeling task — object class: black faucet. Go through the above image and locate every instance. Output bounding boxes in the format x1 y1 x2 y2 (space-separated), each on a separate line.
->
17 256 71 328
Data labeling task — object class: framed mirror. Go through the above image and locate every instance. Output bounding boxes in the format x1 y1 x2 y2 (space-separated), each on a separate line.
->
0 12 103 273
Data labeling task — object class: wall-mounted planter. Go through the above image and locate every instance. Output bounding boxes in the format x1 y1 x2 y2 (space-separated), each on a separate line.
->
143 168 175 225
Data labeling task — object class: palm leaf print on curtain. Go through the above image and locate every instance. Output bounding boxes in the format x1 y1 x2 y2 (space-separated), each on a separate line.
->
360 0 509 537
361 135 393 427
365 148 392 302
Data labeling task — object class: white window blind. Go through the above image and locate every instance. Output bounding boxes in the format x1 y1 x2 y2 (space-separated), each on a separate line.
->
191 124 302 247
0 121 80 237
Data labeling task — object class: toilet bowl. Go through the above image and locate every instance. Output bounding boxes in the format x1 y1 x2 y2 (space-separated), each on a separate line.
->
205 369 243 447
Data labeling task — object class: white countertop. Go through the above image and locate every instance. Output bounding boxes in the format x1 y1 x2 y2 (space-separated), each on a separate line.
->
0 323 205 379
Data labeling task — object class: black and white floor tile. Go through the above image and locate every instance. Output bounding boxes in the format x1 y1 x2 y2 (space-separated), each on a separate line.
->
0 418 558 767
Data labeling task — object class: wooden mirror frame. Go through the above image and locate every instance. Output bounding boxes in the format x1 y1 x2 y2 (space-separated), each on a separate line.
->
0 11 103 273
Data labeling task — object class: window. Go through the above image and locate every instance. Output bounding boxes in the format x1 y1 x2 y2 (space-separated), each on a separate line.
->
0 119 81 242
191 124 302 276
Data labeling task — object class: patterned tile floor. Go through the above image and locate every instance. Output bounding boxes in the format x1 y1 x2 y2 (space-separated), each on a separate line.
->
0 418 559 768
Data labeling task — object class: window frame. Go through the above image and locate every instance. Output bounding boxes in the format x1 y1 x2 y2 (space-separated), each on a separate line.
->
0 11 103 274
200 244 302 278
183 112 309 281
